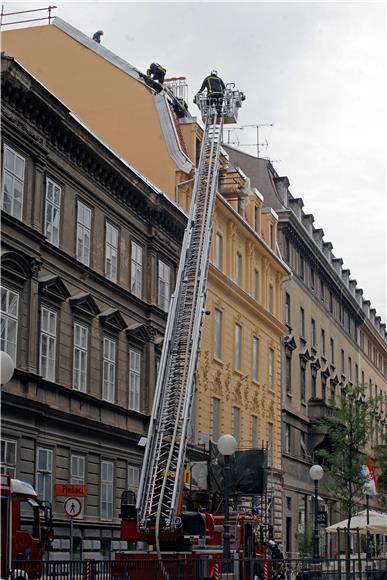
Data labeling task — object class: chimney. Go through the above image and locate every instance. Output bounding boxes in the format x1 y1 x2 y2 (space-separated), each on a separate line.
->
288 197 304 220
312 227 324 250
342 269 350 287
332 257 343 275
323 241 333 260
356 288 363 306
349 279 357 296
370 308 376 324
362 299 370 318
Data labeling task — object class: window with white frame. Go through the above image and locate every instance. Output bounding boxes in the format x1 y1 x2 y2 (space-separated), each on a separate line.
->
102 338 116 403
252 416 257 449
44 178 61 246
158 260 171 312
234 323 241 371
129 350 141 411
253 269 259 301
128 465 140 494
1 286 19 363
232 406 240 443
71 454 85 516
105 223 118 283
76 201 91 266
2 145 25 220
252 336 259 382
215 233 223 270
100 460 114 520
1 439 17 477
130 241 143 298
212 398 220 442
40 307 57 381
73 323 88 392
235 253 242 287
36 447 53 502
214 309 222 359
269 348 274 389
285 424 291 454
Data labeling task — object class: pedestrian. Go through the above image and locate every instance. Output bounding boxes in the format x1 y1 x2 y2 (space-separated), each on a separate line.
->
147 62 166 84
195 70 226 116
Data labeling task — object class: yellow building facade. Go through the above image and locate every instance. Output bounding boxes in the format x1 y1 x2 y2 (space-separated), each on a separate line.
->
2 19 288 505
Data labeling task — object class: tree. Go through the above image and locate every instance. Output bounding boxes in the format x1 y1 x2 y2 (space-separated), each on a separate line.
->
374 432 387 510
317 384 378 575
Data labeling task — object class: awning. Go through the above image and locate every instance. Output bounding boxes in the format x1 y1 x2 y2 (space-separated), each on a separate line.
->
326 510 387 535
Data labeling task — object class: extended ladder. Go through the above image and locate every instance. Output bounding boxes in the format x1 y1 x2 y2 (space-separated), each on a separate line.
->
136 89 244 539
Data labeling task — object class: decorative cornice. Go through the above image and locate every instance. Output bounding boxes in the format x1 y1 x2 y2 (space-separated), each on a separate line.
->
99 308 127 333
126 322 156 344
69 292 100 317
38 275 71 302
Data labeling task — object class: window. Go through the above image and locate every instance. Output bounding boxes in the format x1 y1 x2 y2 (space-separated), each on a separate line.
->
2 145 25 220
71 455 85 485
300 363 306 402
329 291 333 314
300 308 305 338
105 223 118 282
284 237 290 262
254 206 260 233
212 398 220 442
102 338 116 403
252 416 257 448
267 423 273 467
330 338 335 364
285 293 291 325
36 448 53 502
321 375 327 400
269 224 274 249
128 465 140 493
235 253 242 286
158 260 171 312
321 329 326 357
235 324 241 371
1 286 19 362
311 319 316 347
40 307 57 381
131 241 143 298
73 323 88 392
253 269 259 301
252 336 259 382
355 364 359 384
44 178 61 246
214 309 222 359
1 439 16 477
361 370 365 385
320 279 325 302
100 460 113 521
311 370 317 398
341 349 345 374
232 407 240 443
129 350 141 411
299 256 305 280
285 424 291 454
76 201 91 266
268 348 274 389
268 284 274 314
348 357 352 381
310 268 315 291
215 233 223 270
285 354 292 394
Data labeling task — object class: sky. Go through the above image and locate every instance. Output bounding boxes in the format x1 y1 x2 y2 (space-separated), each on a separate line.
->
2 1 386 321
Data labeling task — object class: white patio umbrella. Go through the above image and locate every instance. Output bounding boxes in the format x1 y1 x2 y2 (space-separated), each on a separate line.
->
326 510 387 535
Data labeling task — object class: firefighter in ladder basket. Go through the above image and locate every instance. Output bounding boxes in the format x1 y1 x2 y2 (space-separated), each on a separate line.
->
195 69 226 116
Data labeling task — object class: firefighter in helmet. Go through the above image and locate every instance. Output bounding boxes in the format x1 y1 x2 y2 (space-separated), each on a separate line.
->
147 62 166 84
195 70 226 116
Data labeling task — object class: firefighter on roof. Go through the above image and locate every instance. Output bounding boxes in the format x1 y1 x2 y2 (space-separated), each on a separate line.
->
147 62 166 84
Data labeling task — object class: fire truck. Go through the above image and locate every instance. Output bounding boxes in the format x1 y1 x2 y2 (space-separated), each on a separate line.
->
1 474 53 579
114 87 272 578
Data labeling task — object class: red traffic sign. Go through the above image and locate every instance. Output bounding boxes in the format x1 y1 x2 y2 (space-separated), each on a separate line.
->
64 496 82 518
55 483 87 497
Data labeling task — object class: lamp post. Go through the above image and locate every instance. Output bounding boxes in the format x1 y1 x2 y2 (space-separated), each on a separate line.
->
309 464 324 561
0 350 15 385
218 434 237 578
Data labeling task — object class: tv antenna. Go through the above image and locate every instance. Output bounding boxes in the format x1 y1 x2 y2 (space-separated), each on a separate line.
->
223 123 273 157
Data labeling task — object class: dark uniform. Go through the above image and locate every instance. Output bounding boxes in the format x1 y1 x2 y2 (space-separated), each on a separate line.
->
197 71 226 115
147 62 166 84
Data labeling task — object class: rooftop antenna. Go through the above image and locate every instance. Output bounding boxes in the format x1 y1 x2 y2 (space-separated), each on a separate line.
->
223 123 273 157
0 4 57 28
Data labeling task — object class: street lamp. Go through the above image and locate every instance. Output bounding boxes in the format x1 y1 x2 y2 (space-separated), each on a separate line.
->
309 464 324 560
218 434 237 577
0 350 15 385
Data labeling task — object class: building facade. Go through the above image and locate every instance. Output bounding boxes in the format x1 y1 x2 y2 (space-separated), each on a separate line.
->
1 55 186 559
224 146 387 555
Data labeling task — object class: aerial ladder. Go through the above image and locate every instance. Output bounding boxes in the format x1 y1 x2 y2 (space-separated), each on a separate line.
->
135 85 245 555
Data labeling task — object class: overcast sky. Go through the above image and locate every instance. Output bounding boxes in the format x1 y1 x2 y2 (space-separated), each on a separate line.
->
3 1 386 321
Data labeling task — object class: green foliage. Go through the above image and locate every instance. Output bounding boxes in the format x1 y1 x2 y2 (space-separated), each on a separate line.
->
296 524 313 557
374 433 387 509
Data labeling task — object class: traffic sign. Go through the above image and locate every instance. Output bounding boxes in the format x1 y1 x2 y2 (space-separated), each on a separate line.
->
64 496 82 518
55 483 87 497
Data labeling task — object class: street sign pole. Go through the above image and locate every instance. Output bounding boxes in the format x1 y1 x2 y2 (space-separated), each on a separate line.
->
70 516 73 562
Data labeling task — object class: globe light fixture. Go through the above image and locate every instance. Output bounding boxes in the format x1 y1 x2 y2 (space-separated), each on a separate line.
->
0 351 15 385
218 434 237 576
309 464 324 560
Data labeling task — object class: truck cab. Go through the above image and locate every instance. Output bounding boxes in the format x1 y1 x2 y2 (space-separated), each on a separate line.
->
1 474 53 579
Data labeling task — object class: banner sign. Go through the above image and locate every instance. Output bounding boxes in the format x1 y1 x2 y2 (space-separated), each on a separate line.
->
361 457 377 496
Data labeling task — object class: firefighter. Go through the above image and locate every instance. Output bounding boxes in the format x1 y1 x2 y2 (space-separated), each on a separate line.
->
195 70 226 116
147 62 166 84
92 30 103 43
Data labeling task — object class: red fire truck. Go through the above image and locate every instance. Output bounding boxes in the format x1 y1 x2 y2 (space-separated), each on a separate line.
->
1 474 53 580
113 88 271 578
